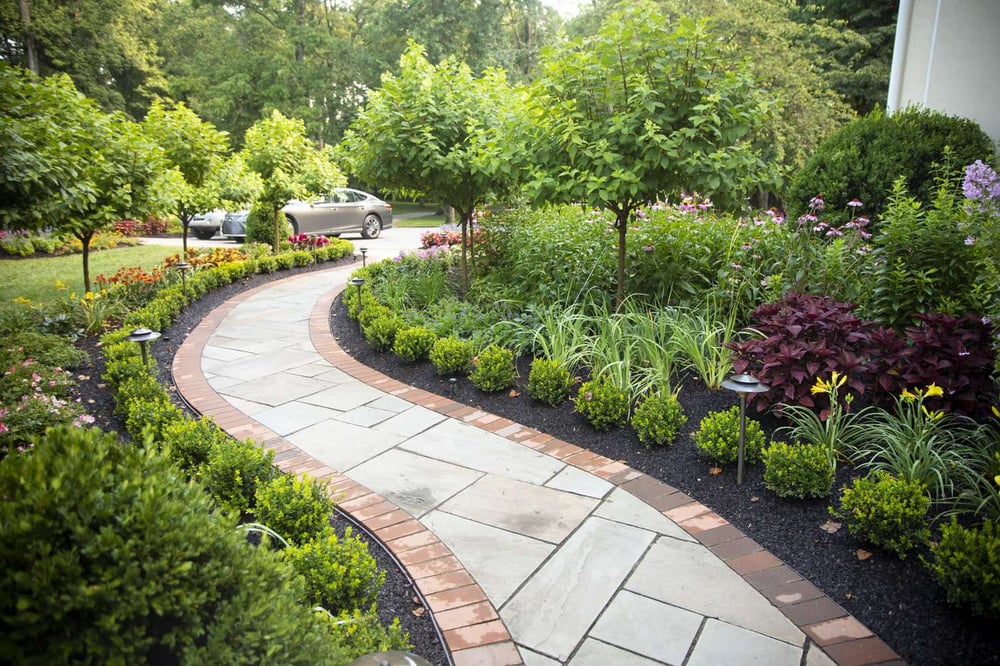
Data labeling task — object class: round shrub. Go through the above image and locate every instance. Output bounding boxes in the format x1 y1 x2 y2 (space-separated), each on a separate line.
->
0 426 342 664
429 336 475 376
574 376 628 431
357 301 391 327
527 358 574 407
200 437 280 516
392 326 437 362
830 470 930 557
246 205 291 248
283 526 385 615
691 406 765 463
926 518 1000 618
160 415 231 474
786 107 994 225
254 472 334 546
362 312 404 352
469 345 516 392
762 440 835 499
631 390 687 448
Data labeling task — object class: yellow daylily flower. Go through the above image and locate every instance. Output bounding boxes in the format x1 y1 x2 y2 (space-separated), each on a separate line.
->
925 383 944 398
811 372 847 396
921 406 944 421
900 388 918 402
992 405 999 418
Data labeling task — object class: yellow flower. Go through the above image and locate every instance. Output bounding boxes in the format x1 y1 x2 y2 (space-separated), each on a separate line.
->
13 296 31 305
54 280 66 290
925 383 944 398
992 406 999 418
900 388 918 402
84 291 95 301
921 406 944 421
810 371 846 396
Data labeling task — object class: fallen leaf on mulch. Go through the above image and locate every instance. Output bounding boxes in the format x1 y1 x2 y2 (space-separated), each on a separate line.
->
750 496 760 503
856 549 872 561
412 596 421 605
412 607 425 617
845 592 856 600
508 389 521 398
820 519 842 534
709 467 722 475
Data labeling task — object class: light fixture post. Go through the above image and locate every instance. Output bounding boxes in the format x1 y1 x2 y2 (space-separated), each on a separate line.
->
125 327 162 368
720 373 770 485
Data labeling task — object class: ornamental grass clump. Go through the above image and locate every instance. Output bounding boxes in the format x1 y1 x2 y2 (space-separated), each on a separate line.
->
692 406 765 464
762 441 835 499
469 345 516 392
527 358 574 407
830 470 930 558
574 376 628 431
631 389 687 447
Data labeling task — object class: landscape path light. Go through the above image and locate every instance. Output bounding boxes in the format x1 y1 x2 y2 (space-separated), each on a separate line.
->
349 277 366 323
360 246 368 267
125 327 161 368
174 261 192 298
720 373 769 485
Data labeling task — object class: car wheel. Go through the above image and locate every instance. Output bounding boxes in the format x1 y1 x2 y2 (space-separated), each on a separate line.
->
192 229 216 240
361 214 382 239
285 214 299 237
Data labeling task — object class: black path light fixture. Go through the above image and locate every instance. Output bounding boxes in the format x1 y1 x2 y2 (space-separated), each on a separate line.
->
720 373 770 485
125 327 161 368
359 246 369 267
349 276 366 322
174 261 192 298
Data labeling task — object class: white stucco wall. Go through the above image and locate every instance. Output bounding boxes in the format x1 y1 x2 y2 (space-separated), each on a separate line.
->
889 0 1000 144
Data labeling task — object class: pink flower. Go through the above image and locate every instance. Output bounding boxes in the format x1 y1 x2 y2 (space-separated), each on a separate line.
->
847 199 864 208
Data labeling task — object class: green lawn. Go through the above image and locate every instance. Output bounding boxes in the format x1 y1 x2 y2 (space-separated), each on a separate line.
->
0 245 179 304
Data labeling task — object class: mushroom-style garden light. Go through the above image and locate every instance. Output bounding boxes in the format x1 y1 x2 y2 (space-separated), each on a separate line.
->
720 373 769 485
125 327 161 368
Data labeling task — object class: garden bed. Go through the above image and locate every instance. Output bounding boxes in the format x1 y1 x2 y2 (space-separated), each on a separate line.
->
329 294 1000 666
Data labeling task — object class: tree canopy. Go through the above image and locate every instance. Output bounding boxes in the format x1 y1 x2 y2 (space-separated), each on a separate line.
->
528 3 771 306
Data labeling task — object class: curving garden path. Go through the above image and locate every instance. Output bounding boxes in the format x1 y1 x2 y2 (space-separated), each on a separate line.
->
171 258 903 666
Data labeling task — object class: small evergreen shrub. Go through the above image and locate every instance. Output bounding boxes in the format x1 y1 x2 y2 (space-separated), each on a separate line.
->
362 312 404 352
323 605 411 657
392 326 437 362
200 438 280 516
469 345 516 392
762 440 835 499
527 358 574 406
926 519 1000 618
830 471 930 557
574 376 628 431
161 416 230 473
254 473 334 546
692 406 765 463
429 336 475 376
0 426 341 664
283 526 385 614
631 390 687 447
357 302 391 328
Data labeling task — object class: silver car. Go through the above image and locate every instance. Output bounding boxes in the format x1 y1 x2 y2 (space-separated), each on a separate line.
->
188 209 225 240
221 188 393 240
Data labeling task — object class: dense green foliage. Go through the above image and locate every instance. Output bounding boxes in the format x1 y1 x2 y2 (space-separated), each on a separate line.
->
392 326 438 363
762 441 836 499
573 376 628 432
429 336 475 376
831 471 931 557
692 406 765 464
0 426 344 664
527 358 574 407
926 519 1000 618
786 108 995 224
631 390 687 448
283 527 386 615
254 473 335 546
470 345 517 393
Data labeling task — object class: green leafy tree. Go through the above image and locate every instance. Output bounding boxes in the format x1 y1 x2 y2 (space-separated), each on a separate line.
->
144 99 230 255
0 65 165 291
0 0 167 117
241 110 344 251
528 3 771 307
342 43 521 290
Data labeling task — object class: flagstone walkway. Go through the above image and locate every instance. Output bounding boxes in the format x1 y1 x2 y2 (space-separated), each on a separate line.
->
171 259 903 666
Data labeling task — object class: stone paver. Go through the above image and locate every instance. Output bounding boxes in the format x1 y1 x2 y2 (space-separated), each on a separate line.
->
171 264 901 666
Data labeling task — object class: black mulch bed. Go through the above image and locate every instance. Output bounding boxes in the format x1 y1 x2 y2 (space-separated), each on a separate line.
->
329 294 1000 666
73 259 448 666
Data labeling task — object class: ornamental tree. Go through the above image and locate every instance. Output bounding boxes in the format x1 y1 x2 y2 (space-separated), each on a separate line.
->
0 64 166 292
144 100 229 255
342 43 522 290
240 110 344 251
527 3 771 307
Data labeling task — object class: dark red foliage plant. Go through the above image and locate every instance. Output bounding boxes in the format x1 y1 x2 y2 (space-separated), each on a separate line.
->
727 293 886 412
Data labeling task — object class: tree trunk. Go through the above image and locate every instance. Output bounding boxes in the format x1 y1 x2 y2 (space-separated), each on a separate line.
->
459 211 470 296
273 206 282 253
79 230 94 294
18 0 39 74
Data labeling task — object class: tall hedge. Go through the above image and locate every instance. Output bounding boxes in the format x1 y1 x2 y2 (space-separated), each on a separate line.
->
786 107 995 224
0 426 344 664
